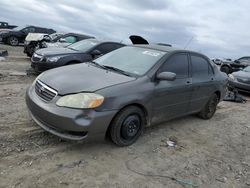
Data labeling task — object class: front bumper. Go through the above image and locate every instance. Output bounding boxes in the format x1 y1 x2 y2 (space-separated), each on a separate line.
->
31 59 58 72
229 80 250 93
26 85 118 140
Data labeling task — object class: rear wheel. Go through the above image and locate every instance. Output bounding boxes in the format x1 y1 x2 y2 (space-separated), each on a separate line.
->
8 36 19 46
198 93 219 119
109 106 145 146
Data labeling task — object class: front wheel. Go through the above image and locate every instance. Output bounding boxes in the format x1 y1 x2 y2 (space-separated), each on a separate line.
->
8 36 19 46
198 93 219 119
109 106 145 146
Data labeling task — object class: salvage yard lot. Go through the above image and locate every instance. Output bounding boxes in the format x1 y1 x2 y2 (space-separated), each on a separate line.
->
0 44 250 188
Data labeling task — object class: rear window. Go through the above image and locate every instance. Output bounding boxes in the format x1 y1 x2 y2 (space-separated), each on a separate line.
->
191 55 210 77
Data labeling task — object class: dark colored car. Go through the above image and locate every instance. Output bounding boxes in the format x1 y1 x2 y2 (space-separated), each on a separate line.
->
228 66 250 93
31 39 124 72
220 56 250 74
0 21 17 29
24 33 94 57
0 26 56 46
26 45 227 146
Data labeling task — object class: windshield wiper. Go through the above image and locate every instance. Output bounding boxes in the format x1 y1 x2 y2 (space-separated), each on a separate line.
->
88 61 107 70
67 47 78 51
103 65 132 77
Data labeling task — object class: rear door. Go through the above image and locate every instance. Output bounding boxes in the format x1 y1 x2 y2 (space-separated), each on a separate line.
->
152 53 192 124
189 53 215 112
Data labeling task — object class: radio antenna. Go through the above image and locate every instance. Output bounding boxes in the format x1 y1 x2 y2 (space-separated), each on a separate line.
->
184 36 194 49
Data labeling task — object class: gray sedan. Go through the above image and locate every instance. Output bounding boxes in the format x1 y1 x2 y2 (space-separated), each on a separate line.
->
26 45 227 146
229 66 250 93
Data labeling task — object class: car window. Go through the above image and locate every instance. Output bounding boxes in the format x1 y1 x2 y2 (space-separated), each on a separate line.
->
159 53 189 78
68 39 100 52
63 36 77 43
95 43 119 54
22 27 35 33
191 55 210 77
95 46 166 76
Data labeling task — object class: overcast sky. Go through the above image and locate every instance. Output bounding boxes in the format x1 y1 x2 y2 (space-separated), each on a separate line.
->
0 0 249 59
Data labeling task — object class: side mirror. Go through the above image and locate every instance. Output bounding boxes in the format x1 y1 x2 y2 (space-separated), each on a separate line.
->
59 38 66 43
156 72 176 81
91 50 102 57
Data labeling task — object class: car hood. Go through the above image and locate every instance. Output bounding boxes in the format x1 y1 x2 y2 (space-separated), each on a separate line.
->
38 63 136 95
232 71 250 78
36 47 79 56
25 33 48 42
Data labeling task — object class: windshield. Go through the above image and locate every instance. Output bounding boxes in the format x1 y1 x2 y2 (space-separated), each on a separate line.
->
67 39 99 52
95 46 166 76
49 33 62 40
13 26 26 31
243 66 250 72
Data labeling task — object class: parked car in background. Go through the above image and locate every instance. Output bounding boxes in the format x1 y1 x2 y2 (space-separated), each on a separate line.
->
212 58 232 66
220 56 250 74
26 44 227 146
31 39 124 72
24 32 94 57
228 66 250 93
0 22 17 33
0 25 56 46
0 21 17 29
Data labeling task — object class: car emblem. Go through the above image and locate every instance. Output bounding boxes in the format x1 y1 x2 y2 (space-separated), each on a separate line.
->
39 86 45 93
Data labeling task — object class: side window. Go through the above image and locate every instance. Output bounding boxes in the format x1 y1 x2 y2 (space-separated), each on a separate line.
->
23 27 35 33
29 27 35 32
95 43 117 54
63 36 77 43
159 53 189 78
191 55 209 77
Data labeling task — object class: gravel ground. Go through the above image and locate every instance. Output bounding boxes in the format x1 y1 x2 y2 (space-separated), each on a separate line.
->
0 44 250 188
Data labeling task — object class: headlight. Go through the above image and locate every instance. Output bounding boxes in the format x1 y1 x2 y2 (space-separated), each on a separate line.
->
46 56 62 63
228 74 236 81
56 93 104 109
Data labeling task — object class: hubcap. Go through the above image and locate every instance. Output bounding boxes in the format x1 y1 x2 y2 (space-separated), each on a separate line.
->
121 115 141 140
10 37 18 45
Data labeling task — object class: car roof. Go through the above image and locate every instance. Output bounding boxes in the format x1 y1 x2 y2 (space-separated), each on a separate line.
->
64 32 94 38
132 44 181 52
85 38 124 45
132 44 208 57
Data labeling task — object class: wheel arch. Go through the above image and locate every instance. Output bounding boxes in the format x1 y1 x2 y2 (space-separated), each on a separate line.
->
214 90 221 100
105 103 149 138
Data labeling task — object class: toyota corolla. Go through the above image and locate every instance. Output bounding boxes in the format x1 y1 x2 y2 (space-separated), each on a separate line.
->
26 45 227 146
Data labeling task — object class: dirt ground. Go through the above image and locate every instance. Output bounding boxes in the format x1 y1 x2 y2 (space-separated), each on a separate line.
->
0 44 250 188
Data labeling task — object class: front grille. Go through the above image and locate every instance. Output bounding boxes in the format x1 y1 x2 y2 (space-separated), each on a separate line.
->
32 53 43 62
35 80 57 101
237 78 250 84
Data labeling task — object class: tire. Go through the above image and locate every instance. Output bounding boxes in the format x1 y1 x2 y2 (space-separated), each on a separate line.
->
198 93 219 120
8 36 19 46
109 106 145 146
220 66 230 74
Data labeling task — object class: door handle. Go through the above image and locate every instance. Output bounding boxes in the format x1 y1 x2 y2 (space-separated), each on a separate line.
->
186 80 192 84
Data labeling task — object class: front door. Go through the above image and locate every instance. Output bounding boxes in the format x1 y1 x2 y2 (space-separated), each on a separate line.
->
152 53 192 124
